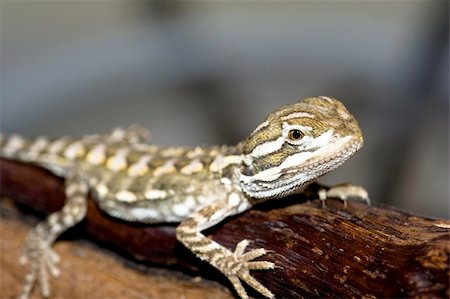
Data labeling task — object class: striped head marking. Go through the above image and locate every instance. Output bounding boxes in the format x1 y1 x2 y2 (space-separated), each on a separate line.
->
239 96 363 199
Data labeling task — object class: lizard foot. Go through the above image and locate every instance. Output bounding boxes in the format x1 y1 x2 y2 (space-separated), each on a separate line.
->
221 239 276 299
319 183 370 208
18 232 60 299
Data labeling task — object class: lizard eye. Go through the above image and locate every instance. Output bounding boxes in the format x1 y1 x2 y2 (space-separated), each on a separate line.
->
288 129 304 141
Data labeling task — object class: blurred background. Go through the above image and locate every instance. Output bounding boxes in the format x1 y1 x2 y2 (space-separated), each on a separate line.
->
0 1 448 218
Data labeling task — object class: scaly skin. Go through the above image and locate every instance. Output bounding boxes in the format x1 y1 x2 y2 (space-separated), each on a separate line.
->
0 96 368 299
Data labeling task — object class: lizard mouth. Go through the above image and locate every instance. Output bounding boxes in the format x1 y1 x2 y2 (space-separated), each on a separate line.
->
240 137 363 199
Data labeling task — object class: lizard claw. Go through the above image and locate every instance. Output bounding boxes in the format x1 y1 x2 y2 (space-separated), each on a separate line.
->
319 183 370 208
223 239 276 299
18 233 60 299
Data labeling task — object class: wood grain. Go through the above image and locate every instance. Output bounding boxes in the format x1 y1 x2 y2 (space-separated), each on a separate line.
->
1 158 449 298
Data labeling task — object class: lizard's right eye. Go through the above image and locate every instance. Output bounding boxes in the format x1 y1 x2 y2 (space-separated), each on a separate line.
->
288 129 304 141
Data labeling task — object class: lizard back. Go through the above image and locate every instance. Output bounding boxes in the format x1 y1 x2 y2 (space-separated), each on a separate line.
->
0 133 247 223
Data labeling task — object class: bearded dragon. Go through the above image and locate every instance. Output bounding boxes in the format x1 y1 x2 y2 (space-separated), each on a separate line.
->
0 96 368 299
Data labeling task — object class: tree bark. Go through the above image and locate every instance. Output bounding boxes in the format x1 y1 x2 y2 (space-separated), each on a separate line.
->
1 158 449 298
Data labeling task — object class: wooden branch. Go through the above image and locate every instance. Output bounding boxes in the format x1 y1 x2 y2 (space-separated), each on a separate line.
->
1 158 449 298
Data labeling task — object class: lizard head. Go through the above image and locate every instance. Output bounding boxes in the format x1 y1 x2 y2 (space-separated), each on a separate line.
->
239 96 363 199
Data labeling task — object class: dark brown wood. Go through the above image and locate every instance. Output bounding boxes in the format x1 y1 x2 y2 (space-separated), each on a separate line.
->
1 158 449 298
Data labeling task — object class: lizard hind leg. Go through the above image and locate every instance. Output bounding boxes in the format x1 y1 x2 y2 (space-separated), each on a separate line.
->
18 171 88 299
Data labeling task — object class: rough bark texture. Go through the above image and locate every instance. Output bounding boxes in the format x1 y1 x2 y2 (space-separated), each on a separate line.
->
1 158 449 298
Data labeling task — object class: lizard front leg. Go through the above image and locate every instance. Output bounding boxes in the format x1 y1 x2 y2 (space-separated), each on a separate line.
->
305 182 370 208
176 196 275 299
18 171 88 299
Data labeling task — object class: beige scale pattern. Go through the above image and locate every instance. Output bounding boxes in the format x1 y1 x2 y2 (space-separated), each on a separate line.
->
0 97 369 299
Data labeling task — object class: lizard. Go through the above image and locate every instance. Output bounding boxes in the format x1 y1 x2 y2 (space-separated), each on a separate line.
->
0 96 369 299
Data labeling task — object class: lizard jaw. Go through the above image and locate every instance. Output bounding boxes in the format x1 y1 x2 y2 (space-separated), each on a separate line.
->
239 137 363 199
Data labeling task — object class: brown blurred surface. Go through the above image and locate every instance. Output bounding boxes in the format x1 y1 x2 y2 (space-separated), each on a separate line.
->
0 199 232 299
